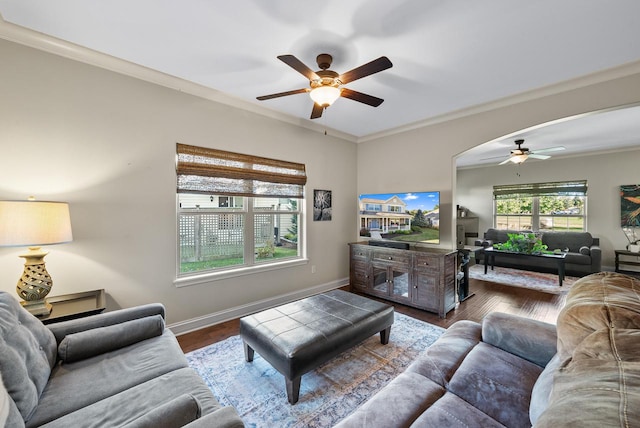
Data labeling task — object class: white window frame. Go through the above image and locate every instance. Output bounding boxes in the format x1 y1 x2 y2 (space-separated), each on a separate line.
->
174 144 308 286
175 196 306 286
493 181 588 232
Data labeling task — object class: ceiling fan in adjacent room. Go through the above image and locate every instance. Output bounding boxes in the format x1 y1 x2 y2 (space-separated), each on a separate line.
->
498 139 565 165
256 53 392 119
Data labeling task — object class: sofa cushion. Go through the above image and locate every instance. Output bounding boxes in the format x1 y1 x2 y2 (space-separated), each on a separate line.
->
58 314 164 363
411 391 507 427
542 231 593 253
1 372 26 428
35 368 233 428
448 342 543 428
406 320 482 387
26 329 189 427
556 272 640 360
0 292 57 421
333 371 446 427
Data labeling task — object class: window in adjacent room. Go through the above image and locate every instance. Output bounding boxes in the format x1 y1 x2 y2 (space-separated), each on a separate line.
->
493 180 587 232
176 143 306 278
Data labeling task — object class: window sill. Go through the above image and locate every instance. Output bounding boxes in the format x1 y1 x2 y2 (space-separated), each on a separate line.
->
174 258 309 288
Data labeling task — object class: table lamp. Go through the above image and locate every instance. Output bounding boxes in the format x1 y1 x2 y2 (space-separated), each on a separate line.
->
0 199 73 316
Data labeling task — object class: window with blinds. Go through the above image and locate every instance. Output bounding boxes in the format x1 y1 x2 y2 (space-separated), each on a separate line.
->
493 180 587 232
176 144 306 278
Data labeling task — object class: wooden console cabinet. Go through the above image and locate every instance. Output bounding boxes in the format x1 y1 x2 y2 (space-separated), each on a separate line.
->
349 242 458 318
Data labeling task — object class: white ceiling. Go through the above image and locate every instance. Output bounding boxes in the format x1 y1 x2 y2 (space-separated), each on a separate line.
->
1 0 640 166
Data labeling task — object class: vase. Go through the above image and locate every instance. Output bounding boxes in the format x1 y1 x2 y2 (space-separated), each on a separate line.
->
628 244 640 253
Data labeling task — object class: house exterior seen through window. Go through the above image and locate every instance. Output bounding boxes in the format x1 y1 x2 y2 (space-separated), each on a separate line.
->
493 181 587 232
178 195 301 275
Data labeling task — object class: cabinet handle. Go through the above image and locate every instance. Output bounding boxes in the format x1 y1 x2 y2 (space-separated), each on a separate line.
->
388 256 393 260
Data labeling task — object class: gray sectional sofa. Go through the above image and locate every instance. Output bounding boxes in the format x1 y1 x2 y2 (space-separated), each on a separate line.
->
335 271 640 427
476 229 601 276
0 291 244 428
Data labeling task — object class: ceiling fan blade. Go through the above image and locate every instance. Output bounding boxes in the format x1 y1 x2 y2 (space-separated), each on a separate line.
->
498 158 512 165
256 88 308 101
339 56 393 84
310 103 324 119
529 154 551 160
340 88 384 107
277 55 320 80
531 146 565 154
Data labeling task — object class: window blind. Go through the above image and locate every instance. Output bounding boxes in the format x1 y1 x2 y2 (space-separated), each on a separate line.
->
176 143 307 198
493 180 587 199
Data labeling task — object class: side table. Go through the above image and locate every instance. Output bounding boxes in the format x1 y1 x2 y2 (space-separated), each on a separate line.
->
36 289 106 324
614 250 640 277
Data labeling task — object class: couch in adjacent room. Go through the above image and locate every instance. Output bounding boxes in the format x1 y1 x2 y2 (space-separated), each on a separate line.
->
0 291 244 428
335 271 640 427
475 228 601 277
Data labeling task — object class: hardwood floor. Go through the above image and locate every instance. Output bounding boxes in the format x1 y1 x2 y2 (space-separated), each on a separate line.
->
176 278 566 353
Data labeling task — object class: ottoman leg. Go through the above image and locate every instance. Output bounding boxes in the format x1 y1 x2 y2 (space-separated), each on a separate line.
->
243 342 255 362
286 376 301 405
380 326 391 345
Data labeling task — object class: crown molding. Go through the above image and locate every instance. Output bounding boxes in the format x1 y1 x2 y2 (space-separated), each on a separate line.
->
358 59 640 143
0 17 357 143
3 15 639 145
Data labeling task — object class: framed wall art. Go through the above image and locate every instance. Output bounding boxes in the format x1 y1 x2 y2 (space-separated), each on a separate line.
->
313 189 332 221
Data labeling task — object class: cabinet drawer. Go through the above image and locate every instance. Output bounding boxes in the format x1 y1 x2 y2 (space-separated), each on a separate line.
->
414 254 439 272
350 246 370 261
372 250 410 265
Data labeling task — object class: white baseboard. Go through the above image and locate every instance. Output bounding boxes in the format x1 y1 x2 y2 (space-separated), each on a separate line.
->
168 277 349 336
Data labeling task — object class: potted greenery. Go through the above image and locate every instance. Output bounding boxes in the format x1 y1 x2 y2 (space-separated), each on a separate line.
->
493 233 549 254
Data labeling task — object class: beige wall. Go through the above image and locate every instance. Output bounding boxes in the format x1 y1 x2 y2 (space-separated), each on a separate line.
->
2 35 640 329
357 70 640 249
457 148 640 269
0 39 357 329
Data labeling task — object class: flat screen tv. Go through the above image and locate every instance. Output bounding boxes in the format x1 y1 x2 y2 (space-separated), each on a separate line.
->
358 191 440 245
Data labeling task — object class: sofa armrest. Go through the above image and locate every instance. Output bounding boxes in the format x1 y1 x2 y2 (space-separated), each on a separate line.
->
482 312 557 367
183 407 245 428
589 244 602 271
47 303 166 344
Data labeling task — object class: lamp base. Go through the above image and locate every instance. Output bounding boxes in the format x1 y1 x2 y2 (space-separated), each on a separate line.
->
20 299 53 316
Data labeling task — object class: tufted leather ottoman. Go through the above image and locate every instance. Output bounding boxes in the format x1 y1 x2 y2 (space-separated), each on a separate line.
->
239 289 394 404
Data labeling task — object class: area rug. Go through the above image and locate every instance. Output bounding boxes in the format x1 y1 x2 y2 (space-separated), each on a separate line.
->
185 313 445 428
468 263 579 294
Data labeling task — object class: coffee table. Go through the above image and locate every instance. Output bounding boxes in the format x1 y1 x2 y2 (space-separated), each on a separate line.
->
484 247 567 286
239 289 394 404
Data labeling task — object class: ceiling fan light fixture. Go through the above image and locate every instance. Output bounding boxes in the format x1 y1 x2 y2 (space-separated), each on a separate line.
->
510 153 528 164
309 86 341 107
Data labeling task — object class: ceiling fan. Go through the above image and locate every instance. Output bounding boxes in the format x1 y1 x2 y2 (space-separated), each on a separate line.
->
256 53 392 119
498 139 565 165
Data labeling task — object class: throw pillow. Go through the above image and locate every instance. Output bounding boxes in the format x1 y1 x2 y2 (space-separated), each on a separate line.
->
58 314 164 363
579 246 590 255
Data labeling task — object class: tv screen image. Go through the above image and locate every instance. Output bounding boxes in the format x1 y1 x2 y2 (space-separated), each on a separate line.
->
358 191 440 244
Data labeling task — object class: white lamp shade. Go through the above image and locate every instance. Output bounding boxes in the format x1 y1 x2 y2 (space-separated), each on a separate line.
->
0 201 73 247
309 86 341 107
510 154 528 164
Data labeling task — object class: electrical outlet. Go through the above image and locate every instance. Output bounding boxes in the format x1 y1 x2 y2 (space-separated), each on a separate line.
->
311 265 317 274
